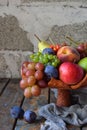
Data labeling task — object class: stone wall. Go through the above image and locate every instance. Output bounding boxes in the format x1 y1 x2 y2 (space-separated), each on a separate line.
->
0 0 87 78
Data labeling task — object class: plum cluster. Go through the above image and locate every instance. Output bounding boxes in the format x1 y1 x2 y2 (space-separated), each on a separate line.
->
10 106 37 123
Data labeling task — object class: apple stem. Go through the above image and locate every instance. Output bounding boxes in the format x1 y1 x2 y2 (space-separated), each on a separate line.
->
34 34 41 42
65 36 79 46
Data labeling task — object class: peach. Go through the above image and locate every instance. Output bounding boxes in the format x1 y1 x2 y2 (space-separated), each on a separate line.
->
57 46 80 63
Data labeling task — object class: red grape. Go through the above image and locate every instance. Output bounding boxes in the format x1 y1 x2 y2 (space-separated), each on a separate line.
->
24 87 32 98
20 78 28 89
34 70 44 80
77 44 85 52
27 62 36 70
22 67 28 75
22 61 30 68
35 62 44 71
25 69 35 77
21 61 30 78
31 85 41 96
27 76 36 86
37 80 48 88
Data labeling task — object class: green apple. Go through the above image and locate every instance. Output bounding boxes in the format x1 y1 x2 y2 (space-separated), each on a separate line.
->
78 57 87 72
38 41 50 52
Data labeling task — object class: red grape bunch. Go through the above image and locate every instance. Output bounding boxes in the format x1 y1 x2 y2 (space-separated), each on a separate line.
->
76 43 87 58
20 61 48 98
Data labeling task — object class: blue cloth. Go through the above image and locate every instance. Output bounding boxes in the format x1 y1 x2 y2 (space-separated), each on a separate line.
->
39 87 87 130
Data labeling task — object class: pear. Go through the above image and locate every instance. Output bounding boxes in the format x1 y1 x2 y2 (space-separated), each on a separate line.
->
38 41 50 52
34 34 50 52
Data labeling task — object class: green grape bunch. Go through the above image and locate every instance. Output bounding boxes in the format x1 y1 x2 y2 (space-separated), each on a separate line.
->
30 52 60 67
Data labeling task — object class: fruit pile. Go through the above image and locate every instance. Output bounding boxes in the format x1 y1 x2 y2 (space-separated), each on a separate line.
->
20 35 87 106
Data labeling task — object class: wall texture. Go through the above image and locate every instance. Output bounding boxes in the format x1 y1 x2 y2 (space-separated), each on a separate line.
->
0 0 87 78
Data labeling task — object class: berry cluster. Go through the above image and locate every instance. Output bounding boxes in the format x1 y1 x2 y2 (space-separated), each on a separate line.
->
50 43 67 52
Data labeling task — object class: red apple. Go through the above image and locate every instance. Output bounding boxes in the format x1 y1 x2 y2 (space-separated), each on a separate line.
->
59 62 84 85
57 46 80 63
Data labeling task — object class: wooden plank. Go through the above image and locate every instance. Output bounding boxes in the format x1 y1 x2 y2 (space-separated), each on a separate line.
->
67 125 81 130
15 88 49 130
50 89 81 130
0 78 10 95
0 79 24 130
82 125 87 130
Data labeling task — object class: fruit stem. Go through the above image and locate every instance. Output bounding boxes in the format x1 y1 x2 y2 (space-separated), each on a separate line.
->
49 37 55 45
34 34 41 42
65 36 79 46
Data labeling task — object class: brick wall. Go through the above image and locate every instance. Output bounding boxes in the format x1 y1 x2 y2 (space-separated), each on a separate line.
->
0 0 87 78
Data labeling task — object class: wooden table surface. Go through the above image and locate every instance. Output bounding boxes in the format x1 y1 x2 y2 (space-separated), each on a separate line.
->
0 78 87 130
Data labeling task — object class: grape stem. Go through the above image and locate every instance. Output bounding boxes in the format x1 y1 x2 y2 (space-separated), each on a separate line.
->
34 34 41 42
65 36 79 46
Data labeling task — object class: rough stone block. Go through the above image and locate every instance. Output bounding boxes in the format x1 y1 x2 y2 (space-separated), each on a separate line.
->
21 0 87 3
9 0 21 5
0 54 11 78
0 0 7 6
0 15 33 51
0 51 32 78
48 21 87 44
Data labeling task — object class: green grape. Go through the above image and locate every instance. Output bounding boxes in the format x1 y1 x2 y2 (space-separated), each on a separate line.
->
43 54 48 59
32 58 38 62
53 55 56 59
47 62 51 66
37 52 41 56
55 58 60 64
39 55 43 60
52 62 58 67
43 58 49 64
39 59 44 64
47 54 53 60
30 54 34 59
56 59 60 64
